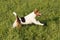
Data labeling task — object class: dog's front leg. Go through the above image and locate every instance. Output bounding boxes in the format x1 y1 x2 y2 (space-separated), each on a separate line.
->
33 19 44 25
36 21 44 25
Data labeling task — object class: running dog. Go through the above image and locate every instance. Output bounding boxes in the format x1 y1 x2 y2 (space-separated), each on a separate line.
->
13 9 44 28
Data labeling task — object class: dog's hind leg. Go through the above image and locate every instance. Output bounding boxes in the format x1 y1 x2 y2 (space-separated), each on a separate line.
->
13 12 21 28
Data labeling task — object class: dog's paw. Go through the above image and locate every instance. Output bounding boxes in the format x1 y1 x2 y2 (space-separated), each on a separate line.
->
40 24 44 26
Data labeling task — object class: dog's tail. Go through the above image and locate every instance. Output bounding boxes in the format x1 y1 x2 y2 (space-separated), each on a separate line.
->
13 12 17 17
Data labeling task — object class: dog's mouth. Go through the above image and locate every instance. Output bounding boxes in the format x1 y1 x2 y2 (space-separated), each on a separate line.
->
37 13 41 16
39 14 41 16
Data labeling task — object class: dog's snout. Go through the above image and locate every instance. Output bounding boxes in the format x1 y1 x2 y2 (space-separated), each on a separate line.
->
39 13 41 16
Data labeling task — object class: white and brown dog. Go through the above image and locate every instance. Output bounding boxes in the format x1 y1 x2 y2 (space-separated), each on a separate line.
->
13 9 44 28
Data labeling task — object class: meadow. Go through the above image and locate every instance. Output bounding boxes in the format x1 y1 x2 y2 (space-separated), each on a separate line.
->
0 0 60 40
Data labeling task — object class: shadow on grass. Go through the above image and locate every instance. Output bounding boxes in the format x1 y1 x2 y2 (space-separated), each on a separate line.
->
40 17 59 26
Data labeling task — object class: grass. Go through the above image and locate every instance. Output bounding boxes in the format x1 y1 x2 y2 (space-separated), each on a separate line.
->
0 0 60 40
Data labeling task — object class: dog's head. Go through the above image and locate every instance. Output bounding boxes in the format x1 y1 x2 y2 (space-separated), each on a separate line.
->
34 9 41 16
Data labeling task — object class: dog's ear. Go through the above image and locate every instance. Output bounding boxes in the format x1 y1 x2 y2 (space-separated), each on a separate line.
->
34 8 39 14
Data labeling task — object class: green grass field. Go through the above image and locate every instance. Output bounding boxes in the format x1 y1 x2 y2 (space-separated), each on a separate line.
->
0 0 60 40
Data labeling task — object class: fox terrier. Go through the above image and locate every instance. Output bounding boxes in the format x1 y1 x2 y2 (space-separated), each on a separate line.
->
13 9 44 28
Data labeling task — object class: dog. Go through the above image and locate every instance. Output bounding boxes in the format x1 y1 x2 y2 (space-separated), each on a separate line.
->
13 9 44 28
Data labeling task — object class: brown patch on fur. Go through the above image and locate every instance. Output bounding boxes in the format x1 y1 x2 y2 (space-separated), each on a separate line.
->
34 8 41 16
16 16 21 28
34 8 39 13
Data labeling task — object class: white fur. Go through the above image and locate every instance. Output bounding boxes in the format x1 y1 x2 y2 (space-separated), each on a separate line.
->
13 12 17 16
13 11 44 28
13 20 17 28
